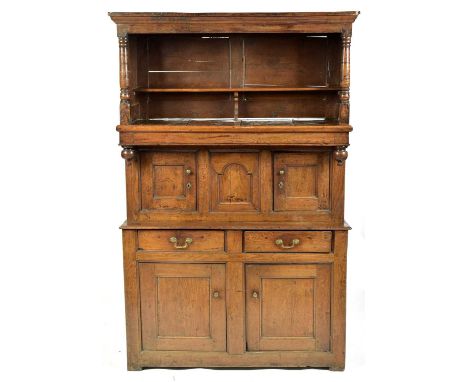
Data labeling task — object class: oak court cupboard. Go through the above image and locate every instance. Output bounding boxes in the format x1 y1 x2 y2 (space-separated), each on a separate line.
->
109 11 359 371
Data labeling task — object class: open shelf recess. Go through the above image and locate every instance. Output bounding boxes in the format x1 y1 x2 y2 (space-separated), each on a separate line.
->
121 33 349 125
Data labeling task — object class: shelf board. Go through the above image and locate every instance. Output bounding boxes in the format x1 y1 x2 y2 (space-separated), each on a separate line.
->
133 87 343 93
129 118 341 127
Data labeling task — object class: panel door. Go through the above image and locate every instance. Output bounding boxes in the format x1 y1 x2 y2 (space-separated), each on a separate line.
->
209 152 260 212
139 263 226 351
273 152 330 212
141 151 196 211
246 264 331 352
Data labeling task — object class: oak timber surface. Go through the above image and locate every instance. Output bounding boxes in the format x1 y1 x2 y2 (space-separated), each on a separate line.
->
112 11 357 371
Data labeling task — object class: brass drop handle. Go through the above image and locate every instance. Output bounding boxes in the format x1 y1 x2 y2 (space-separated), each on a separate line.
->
275 238 300 249
185 168 192 175
279 169 285 175
169 237 193 249
212 291 220 299
252 291 259 299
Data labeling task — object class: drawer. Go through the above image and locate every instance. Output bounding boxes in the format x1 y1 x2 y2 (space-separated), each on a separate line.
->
138 230 225 252
244 231 332 253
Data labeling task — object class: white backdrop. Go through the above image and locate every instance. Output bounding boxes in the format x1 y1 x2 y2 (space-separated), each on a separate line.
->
1 1 467 381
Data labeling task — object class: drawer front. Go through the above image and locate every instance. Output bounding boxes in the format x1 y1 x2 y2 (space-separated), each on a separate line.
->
138 230 225 252
244 231 332 253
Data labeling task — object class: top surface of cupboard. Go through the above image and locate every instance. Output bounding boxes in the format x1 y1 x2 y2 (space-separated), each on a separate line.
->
109 12 359 33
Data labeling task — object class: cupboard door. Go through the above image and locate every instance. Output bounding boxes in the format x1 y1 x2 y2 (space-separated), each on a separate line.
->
139 263 226 351
274 152 330 212
141 151 196 211
246 264 331 352
209 152 260 212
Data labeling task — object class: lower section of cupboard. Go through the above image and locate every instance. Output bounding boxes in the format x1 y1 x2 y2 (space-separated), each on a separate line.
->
122 229 348 371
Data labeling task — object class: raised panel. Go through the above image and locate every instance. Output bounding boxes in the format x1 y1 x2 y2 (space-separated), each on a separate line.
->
141 151 197 211
286 166 317 197
157 277 211 337
274 152 330 212
139 263 226 351
261 278 314 337
209 152 260 212
153 165 185 198
246 264 331 352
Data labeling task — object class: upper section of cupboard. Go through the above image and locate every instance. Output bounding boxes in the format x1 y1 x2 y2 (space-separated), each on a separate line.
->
109 12 359 127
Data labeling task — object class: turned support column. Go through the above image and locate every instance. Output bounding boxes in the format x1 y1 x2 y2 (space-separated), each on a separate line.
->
339 29 352 124
338 90 350 124
233 91 239 125
119 35 131 124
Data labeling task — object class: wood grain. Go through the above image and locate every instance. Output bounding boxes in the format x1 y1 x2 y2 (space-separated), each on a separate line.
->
119 131 350 147
330 231 348 370
226 262 245 354
122 230 142 370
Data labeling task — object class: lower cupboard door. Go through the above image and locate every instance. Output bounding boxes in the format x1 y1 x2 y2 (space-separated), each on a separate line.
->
139 263 226 351
246 264 331 352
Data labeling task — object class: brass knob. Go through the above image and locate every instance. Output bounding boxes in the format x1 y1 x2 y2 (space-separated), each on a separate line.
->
186 168 192 175
275 238 300 249
252 291 259 299
169 237 193 249
212 291 220 299
279 169 285 175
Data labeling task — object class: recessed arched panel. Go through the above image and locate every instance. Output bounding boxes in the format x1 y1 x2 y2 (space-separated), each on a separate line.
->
209 152 260 212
